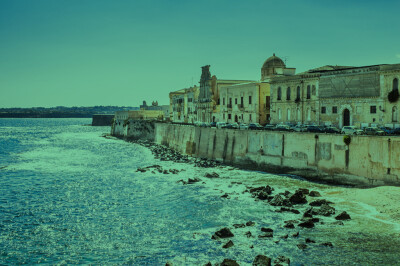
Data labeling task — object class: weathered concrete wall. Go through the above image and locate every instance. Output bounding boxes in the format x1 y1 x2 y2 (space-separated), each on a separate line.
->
111 119 156 141
154 123 400 187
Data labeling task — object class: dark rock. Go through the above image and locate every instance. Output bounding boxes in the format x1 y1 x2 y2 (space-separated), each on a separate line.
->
283 222 294 229
297 188 309 195
177 179 187 185
250 245 254 249
298 220 314 228
252 254 272 266
305 238 316 243
204 172 219 178
258 232 273 238
297 243 307 250
246 221 255 226
320 242 334 247
318 204 336 216
245 231 252 238
309 199 334 206
309 190 321 197
204 262 212 266
283 190 291 197
273 256 290 266
221 193 230 198
289 191 307 205
187 177 202 184
261 227 273 233
221 259 239 266
292 231 299 237
165 262 173 266
269 195 292 207
223 240 234 249
213 227 234 239
163 170 169 174
136 168 147 172
281 234 289 239
335 211 351 220
233 223 246 229
303 208 314 218
278 207 300 214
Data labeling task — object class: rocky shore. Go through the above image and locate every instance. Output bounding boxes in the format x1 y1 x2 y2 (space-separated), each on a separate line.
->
127 138 356 265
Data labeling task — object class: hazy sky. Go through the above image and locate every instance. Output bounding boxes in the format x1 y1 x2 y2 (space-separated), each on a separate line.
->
1 0 400 108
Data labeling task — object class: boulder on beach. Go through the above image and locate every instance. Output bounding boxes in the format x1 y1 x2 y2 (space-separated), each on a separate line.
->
278 207 300 214
233 223 246 229
187 177 202 184
269 195 292 207
252 254 271 266
297 243 307 250
258 232 273 238
335 211 351 220
246 221 255 226
289 190 308 204
298 220 314 228
309 190 321 197
204 172 220 178
261 227 273 233
309 199 334 206
212 227 234 239
222 240 234 248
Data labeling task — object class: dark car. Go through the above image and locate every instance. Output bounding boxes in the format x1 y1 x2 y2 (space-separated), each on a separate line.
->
248 123 263 130
264 124 276 131
324 126 340 134
209 122 217 128
379 126 395 135
306 125 324 133
393 128 400 135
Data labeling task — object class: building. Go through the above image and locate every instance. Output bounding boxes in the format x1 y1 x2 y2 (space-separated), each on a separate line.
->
140 100 170 121
270 62 400 128
196 65 255 123
169 86 199 123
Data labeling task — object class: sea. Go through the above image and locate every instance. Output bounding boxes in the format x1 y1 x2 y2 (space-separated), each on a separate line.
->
1 118 399 265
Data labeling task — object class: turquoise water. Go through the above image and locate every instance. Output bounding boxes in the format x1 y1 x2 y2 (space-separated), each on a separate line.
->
1 118 399 265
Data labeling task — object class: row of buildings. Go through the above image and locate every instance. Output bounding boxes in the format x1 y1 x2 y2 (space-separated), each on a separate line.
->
169 54 400 129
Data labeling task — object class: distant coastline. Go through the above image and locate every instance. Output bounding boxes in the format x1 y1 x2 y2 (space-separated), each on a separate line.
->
0 106 138 118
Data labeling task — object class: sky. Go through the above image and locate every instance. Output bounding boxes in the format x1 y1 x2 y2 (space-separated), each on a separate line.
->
1 0 400 108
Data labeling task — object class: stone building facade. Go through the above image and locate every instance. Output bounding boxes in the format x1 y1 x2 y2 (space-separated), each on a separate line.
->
169 86 199 123
270 63 400 128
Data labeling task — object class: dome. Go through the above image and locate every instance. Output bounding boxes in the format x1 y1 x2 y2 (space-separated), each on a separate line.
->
262 53 286 69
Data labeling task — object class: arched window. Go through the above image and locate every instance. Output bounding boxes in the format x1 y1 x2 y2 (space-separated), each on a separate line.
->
277 87 282 100
286 87 291 100
306 85 311 99
394 78 399 91
296 86 301 100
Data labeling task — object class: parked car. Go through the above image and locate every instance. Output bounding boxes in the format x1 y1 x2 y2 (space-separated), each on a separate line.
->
306 125 324 133
393 127 400 135
364 127 385 136
341 126 362 135
216 122 226 129
239 123 249 130
293 124 307 132
248 123 263 130
324 126 340 134
379 126 396 135
264 124 276 131
209 122 217 128
275 124 293 131
225 122 239 129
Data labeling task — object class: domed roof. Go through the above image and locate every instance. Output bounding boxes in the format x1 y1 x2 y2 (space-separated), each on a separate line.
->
262 53 286 69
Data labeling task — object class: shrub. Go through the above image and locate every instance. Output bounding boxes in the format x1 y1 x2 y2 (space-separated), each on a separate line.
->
343 135 351 145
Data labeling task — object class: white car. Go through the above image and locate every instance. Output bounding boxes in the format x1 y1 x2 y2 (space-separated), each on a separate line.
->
239 123 249 130
216 122 226 129
341 126 362 135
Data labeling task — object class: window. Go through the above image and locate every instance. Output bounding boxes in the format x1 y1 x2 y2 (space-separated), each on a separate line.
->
228 114 231 119
286 87 291 100
370 106 377 114
235 98 238 104
217 98 220 105
394 78 399 91
241 97 244 106
249 114 252 121
223 113 225 119
306 85 311 99
277 87 282 100
321 107 326 114
332 106 337 114
223 97 225 105
296 86 300 100
249 96 252 104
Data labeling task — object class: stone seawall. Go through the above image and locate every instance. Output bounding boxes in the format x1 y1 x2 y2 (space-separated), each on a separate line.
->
154 123 400 187
111 119 156 141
